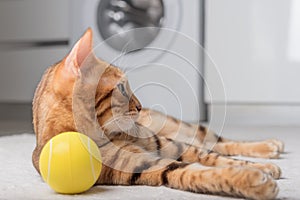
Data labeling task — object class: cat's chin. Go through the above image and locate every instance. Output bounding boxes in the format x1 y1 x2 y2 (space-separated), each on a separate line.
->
124 112 139 122
103 117 136 133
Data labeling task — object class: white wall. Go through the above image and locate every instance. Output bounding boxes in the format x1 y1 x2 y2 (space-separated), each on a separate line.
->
205 0 300 125
205 0 300 104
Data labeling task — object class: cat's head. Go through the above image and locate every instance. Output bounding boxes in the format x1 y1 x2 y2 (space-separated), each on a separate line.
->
53 29 142 133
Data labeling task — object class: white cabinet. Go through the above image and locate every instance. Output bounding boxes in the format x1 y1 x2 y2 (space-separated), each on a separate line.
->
0 47 69 102
0 0 70 102
0 0 69 41
205 0 300 104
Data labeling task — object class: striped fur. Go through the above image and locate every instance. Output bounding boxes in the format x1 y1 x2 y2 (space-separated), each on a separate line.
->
32 29 283 200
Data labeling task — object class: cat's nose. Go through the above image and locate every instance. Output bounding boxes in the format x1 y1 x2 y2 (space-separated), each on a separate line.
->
136 103 142 112
130 94 142 112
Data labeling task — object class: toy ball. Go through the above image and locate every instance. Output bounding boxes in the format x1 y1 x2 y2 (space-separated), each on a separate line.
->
39 132 102 194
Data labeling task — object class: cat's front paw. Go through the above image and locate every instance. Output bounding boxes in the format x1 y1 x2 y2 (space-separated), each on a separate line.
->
252 163 281 179
266 139 284 153
257 141 281 159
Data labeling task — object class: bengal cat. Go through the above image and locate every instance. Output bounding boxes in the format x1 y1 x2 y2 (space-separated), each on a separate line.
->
32 29 284 200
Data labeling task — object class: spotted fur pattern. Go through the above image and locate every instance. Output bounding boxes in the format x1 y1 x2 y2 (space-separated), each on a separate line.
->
32 29 284 200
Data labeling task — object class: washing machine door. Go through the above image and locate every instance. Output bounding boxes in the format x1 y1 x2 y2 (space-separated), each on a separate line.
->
97 0 164 53
71 0 181 67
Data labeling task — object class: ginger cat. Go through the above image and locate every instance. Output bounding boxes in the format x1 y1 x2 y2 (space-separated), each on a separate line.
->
32 29 284 200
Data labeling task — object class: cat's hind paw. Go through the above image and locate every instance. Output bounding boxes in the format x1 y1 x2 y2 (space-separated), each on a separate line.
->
249 171 279 200
237 168 279 200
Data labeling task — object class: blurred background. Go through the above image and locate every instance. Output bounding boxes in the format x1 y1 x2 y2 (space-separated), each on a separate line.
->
0 0 300 135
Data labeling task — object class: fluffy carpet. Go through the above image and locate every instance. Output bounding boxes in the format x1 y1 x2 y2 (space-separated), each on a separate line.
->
0 127 299 200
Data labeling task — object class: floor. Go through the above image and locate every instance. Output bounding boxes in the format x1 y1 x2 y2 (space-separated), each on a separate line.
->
0 122 299 200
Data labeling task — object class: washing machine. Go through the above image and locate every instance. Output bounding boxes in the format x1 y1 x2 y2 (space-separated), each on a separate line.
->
71 0 205 122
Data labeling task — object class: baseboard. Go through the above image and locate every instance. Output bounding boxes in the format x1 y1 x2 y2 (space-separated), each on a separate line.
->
0 103 33 135
0 103 32 120
208 104 300 126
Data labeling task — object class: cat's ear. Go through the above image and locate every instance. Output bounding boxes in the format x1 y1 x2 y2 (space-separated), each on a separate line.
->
65 28 93 77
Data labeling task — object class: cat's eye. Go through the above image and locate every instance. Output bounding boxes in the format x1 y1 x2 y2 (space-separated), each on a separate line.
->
117 83 128 98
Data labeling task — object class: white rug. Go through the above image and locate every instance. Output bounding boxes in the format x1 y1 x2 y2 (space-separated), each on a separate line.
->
0 127 299 200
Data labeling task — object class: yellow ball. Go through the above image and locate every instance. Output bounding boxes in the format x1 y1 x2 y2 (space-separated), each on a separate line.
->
39 132 102 194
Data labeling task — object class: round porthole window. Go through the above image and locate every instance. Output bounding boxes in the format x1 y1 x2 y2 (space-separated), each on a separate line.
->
97 0 164 52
